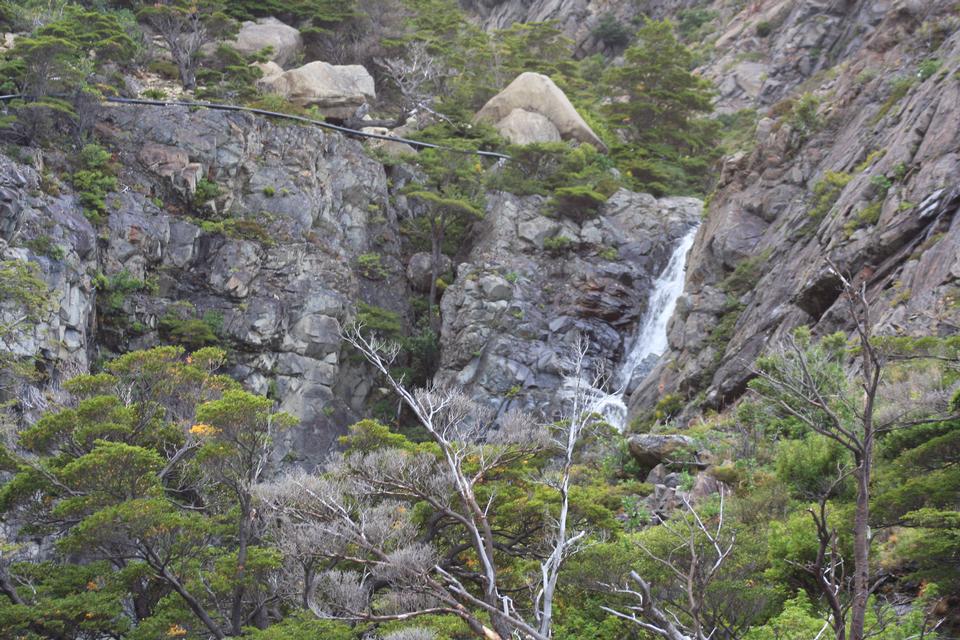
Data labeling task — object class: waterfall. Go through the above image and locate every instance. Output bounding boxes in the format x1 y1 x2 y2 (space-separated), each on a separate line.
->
617 226 699 393
555 227 698 432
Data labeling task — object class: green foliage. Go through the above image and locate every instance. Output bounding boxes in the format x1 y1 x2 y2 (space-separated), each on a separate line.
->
0 343 294 638
543 234 574 255
71 143 118 223
743 593 825 640
917 58 941 81
0 5 135 139
775 433 852 499
194 44 264 102
357 252 390 280
843 199 882 236
872 76 915 124
591 13 633 48
356 302 402 337
193 178 222 206
603 19 719 195
808 170 852 222
159 301 224 349
787 93 820 144
93 269 154 319
721 249 772 297
339 418 414 453
23 236 66 260
244 614 358 640
137 0 235 90
676 8 718 41
550 185 608 221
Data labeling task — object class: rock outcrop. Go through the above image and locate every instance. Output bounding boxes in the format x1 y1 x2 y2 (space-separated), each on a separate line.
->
258 61 376 118
438 188 700 414
229 17 303 67
492 108 562 145
630 0 960 418
476 72 605 149
4 105 405 466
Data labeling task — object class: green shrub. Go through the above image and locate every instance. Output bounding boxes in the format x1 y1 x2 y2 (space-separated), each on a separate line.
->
676 8 717 41
549 185 608 221
147 59 180 80
159 302 223 349
543 234 573 254
917 58 941 81
721 249 771 296
93 270 153 317
755 21 772 37
357 253 389 280
787 93 820 142
24 236 66 260
870 173 893 196
142 88 167 100
193 178 221 205
71 144 118 224
872 76 915 124
808 170 852 222
356 302 401 337
843 200 883 236
591 13 633 48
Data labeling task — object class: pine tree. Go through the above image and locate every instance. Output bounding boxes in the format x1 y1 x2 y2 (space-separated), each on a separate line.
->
602 18 718 196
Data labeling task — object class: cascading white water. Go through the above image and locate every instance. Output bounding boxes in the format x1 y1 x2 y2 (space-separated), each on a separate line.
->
617 226 699 392
555 227 698 432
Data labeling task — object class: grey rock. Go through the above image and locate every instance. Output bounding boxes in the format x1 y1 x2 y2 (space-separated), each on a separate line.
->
628 434 698 470
229 17 302 67
407 252 452 293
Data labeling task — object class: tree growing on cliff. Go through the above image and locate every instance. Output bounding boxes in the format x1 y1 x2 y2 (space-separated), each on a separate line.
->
0 6 135 141
403 148 485 326
602 18 718 195
137 0 234 90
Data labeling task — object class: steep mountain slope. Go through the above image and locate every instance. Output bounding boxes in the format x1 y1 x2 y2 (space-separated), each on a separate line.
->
630 0 960 418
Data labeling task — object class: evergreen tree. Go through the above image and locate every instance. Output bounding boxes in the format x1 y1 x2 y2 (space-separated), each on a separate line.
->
602 18 718 195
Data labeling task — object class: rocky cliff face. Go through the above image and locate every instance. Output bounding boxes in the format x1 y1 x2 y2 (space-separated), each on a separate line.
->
1 102 700 463
2 104 401 463
630 0 960 417
438 189 699 415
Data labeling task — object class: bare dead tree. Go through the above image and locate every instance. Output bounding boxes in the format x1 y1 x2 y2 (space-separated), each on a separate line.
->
751 261 960 640
138 1 233 90
260 326 605 638
375 41 453 125
601 489 735 640
533 336 608 637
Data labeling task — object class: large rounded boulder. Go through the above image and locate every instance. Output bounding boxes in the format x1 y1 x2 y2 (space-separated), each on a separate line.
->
230 17 302 67
475 72 606 150
259 61 376 118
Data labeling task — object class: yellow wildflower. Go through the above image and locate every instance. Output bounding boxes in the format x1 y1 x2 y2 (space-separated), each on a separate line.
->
167 624 188 637
189 423 219 437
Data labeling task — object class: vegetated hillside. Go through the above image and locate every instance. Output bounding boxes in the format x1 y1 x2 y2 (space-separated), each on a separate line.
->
0 1 957 639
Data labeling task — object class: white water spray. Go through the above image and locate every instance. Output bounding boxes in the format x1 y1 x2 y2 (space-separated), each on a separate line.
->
567 226 697 431
617 226 699 392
